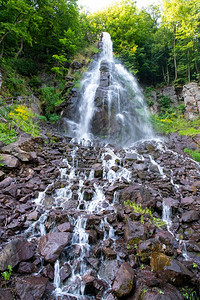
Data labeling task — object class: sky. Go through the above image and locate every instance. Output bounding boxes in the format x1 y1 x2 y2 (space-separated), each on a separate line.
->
78 0 160 13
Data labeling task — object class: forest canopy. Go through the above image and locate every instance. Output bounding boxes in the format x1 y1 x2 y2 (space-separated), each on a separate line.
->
0 0 200 85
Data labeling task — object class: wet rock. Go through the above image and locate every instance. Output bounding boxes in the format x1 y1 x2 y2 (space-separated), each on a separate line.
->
124 220 146 244
128 283 183 300
0 238 35 271
0 154 19 168
112 262 135 297
38 232 72 263
87 229 97 244
57 222 73 232
103 247 117 259
99 260 120 284
18 262 36 274
15 276 48 300
181 196 195 206
60 263 72 281
182 210 199 223
83 189 94 201
0 177 15 189
41 264 54 280
27 211 39 221
150 252 193 286
0 289 13 300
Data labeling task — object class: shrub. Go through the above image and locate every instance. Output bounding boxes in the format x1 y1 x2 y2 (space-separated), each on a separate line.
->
40 86 62 122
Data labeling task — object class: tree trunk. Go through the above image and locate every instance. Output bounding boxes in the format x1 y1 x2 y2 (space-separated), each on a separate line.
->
15 38 24 59
173 26 177 82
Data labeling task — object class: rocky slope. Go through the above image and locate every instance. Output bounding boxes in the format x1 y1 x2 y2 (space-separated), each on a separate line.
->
0 124 199 299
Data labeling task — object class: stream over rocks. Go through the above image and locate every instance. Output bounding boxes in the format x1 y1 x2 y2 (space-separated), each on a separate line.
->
0 33 200 299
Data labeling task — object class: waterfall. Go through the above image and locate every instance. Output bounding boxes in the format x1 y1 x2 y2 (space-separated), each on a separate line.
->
65 32 153 146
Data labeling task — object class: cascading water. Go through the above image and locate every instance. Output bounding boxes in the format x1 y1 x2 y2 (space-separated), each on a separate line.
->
65 32 153 146
22 32 200 300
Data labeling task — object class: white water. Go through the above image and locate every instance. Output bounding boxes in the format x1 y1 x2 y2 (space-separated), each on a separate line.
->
65 32 153 146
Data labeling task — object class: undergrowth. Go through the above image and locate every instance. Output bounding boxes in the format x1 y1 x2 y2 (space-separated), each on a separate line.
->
124 201 166 228
0 104 40 145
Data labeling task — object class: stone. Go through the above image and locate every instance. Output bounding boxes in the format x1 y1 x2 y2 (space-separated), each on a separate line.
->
15 276 48 300
0 239 35 271
182 210 199 223
99 260 120 284
27 211 39 221
112 262 135 297
182 82 200 119
18 262 36 274
41 264 54 280
0 289 13 300
38 232 72 263
0 154 19 168
60 263 72 281
124 220 146 244
103 247 117 259
128 283 183 300
150 252 193 286
57 222 73 232
0 177 15 189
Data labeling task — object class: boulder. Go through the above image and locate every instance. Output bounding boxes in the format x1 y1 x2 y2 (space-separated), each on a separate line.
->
124 220 146 244
0 239 35 271
0 289 13 300
181 210 199 223
112 262 135 298
150 252 193 286
38 232 72 263
0 154 19 168
99 260 120 284
128 283 183 300
15 276 48 300
18 262 36 274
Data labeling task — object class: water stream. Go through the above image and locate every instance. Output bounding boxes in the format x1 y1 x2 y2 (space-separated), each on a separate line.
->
29 33 200 298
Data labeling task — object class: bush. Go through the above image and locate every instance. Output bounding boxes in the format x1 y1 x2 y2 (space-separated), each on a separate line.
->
28 76 42 88
4 77 26 96
40 86 62 122
13 58 38 76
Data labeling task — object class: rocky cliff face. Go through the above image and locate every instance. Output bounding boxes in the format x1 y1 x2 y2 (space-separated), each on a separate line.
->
182 82 200 119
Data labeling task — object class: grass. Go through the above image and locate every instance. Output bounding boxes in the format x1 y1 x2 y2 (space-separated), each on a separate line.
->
184 148 200 162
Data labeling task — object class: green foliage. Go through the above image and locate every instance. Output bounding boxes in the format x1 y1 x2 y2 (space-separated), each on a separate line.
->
151 112 200 137
0 122 17 145
0 104 40 145
184 148 200 162
1 265 12 281
40 86 62 122
158 95 172 111
124 201 166 228
144 87 156 107
4 77 26 96
28 76 42 89
13 58 38 76
180 286 199 300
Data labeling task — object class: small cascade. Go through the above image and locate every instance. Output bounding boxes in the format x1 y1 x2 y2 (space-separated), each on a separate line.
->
162 201 173 236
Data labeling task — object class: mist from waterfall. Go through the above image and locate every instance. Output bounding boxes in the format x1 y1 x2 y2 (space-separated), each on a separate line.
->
65 32 154 146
